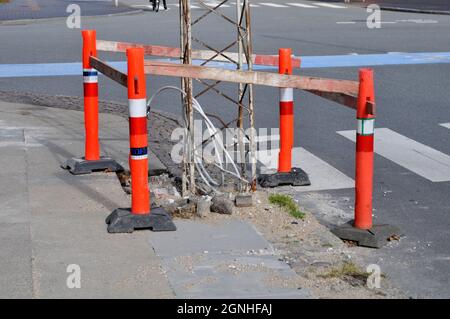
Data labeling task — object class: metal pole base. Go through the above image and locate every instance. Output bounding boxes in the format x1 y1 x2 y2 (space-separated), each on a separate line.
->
105 207 177 233
62 157 124 175
331 221 401 248
258 167 311 188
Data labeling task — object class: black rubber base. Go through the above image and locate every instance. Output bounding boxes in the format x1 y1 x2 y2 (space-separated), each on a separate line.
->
258 167 311 188
61 157 124 175
331 221 401 248
106 207 176 233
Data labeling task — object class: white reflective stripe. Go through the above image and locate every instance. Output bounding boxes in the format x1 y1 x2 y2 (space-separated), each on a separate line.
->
279 88 293 102
83 68 97 73
83 76 98 83
357 118 375 135
128 98 147 118
130 154 148 160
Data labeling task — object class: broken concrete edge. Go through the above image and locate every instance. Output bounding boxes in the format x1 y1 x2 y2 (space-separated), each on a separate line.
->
331 221 402 248
211 194 235 215
106 207 177 233
61 157 124 175
258 167 311 188
235 193 254 207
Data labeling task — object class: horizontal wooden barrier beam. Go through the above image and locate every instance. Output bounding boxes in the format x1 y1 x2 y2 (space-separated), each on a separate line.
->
90 56 127 87
96 39 301 68
143 60 359 108
88 55 360 109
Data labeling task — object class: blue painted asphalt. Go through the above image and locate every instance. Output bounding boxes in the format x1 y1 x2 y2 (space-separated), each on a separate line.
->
1 52 450 78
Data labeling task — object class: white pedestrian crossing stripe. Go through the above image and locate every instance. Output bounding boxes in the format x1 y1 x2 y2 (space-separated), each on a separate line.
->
439 123 450 129
260 3 289 8
312 2 346 8
169 2 347 10
337 128 450 182
257 146 354 192
286 3 318 8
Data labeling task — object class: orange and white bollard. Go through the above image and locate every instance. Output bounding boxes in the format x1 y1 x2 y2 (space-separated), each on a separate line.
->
127 47 150 215
106 48 176 233
278 48 294 173
258 48 310 188
62 30 123 175
355 68 375 230
332 69 400 248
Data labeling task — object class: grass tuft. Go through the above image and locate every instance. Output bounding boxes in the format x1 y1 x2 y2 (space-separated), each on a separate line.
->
318 261 370 281
268 193 305 220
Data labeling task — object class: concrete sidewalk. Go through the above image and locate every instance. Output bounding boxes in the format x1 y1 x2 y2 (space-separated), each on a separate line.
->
0 101 173 298
0 101 312 298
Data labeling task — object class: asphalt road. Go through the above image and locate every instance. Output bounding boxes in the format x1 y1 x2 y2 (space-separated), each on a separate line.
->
0 1 449 298
362 0 450 12
0 0 134 21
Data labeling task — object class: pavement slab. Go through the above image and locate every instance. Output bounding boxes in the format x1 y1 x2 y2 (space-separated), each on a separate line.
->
0 101 174 298
149 220 312 299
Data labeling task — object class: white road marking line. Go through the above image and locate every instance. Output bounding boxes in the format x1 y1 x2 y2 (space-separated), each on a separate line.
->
258 147 354 192
260 3 289 8
249 4 260 7
286 3 318 8
440 123 450 129
171 4 200 8
336 21 356 24
313 2 346 8
204 2 230 7
338 128 450 182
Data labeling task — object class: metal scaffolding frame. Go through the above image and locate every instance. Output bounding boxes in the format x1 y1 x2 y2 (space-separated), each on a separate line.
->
179 0 256 196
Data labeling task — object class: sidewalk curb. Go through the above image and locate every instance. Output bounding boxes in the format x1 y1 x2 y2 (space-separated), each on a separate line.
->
379 6 450 15
0 9 143 26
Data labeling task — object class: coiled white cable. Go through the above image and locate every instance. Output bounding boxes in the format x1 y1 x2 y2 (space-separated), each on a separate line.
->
146 86 249 193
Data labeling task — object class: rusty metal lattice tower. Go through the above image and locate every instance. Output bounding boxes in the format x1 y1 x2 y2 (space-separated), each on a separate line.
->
179 0 256 196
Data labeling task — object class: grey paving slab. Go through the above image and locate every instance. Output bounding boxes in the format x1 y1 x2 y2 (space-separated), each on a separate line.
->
161 253 312 299
32 212 173 298
0 101 174 298
149 219 312 298
0 223 33 299
148 219 275 258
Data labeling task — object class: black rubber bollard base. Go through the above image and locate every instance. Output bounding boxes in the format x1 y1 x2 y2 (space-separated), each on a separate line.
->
258 167 311 188
331 221 401 248
62 157 124 175
106 207 177 233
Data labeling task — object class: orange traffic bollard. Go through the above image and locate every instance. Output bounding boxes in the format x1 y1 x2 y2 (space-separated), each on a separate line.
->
61 30 123 175
127 47 150 214
258 48 310 188
82 30 100 161
278 48 294 173
354 68 375 230
106 48 176 233
332 69 400 248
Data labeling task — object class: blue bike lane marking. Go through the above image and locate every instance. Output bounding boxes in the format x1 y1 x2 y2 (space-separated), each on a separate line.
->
1 52 450 78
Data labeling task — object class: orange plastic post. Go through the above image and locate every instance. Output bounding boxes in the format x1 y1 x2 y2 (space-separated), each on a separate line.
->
278 48 294 173
354 68 375 230
127 48 150 215
81 30 100 161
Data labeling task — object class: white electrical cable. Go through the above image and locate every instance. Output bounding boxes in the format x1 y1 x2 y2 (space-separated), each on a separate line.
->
146 86 249 193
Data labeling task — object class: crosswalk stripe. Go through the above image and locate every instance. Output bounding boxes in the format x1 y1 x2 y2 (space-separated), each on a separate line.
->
257 147 354 192
338 128 450 182
312 2 346 8
286 3 318 8
203 2 230 7
260 3 290 8
439 123 450 129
